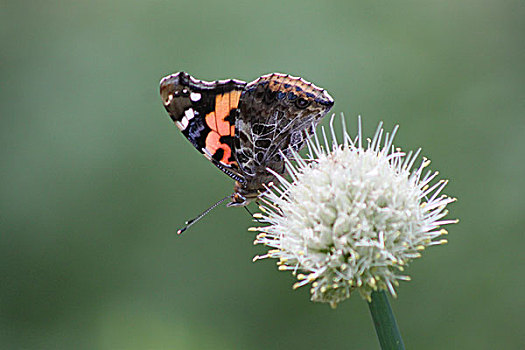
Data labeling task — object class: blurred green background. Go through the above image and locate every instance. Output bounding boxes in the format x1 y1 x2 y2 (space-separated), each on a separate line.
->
2 0 524 349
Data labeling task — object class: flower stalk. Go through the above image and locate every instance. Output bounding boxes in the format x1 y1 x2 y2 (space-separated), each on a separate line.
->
368 290 405 350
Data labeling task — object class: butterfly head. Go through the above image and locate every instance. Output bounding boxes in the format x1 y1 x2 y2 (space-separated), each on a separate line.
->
225 181 259 207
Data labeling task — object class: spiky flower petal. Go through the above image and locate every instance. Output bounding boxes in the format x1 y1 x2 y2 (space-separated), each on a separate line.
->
252 115 457 307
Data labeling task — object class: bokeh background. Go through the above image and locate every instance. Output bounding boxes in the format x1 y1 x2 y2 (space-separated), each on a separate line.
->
2 1 524 349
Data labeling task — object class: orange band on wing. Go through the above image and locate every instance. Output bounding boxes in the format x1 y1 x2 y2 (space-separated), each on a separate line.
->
215 93 231 136
229 90 241 109
205 111 217 132
205 130 233 165
204 91 240 137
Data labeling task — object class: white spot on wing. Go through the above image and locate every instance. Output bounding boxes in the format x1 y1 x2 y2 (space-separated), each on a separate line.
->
190 92 201 102
180 117 189 129
164 94 173 106
184 108 195 120
175 121 185 130
202 148 213 161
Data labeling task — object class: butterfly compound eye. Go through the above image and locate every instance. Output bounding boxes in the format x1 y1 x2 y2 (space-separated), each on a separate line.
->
295 97 310 109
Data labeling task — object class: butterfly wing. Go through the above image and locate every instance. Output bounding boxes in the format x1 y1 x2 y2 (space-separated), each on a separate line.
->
235 73 334 186
160 72 247 182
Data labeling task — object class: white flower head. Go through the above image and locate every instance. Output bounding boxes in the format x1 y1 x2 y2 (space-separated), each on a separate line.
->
252 115 457 307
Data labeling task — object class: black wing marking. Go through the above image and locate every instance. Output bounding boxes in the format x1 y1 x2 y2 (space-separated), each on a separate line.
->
160 71 247 181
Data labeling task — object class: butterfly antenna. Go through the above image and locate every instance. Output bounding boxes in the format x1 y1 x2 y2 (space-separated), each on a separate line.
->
177 195 231 235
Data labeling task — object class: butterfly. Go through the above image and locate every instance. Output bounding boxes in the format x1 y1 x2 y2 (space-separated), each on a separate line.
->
160 72 334 231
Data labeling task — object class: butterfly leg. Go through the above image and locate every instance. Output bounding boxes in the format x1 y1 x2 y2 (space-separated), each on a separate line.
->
243 205 264 223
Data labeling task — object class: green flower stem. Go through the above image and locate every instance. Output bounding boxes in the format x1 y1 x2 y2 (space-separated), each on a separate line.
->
368 290 405 350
